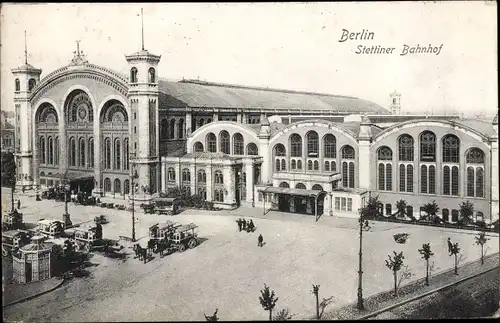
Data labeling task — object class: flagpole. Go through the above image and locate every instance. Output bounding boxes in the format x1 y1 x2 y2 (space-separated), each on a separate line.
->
141 8 145 50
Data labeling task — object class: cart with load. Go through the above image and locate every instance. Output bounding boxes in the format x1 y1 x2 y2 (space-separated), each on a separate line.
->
152 223 199 256
2 229 32 257
36 219 64 238
151 197 181 215
148 220 181 240
64 225 102 253
94 215 109 225
2 209 24 231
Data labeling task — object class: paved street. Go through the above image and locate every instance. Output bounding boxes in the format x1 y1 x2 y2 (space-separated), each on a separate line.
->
3 188 499 321
369 267 500 319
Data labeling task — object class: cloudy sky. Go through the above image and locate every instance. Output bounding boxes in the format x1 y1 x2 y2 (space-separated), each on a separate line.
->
1 2 497 118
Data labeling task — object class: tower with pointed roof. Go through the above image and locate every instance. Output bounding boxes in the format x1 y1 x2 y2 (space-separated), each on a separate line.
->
390 91 401 115
11 31 42 189
126 8 161 198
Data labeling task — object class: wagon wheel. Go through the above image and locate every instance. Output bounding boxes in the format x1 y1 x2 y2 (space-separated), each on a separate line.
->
187 238 198 249
177 244 186 253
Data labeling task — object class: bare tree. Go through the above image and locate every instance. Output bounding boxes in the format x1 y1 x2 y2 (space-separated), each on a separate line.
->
397 264 415 288
273 308 295 321
449 243 461 275
318 296 335 319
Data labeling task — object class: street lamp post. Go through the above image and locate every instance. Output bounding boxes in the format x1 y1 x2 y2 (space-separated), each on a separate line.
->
130 152 138 242
61 170 72 228
357 207 364 310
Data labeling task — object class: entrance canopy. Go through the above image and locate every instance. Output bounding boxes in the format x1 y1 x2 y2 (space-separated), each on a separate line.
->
259 186 326 197
47 172 94 181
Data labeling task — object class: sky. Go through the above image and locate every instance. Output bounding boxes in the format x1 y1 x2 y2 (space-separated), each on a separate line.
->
0 2 497 118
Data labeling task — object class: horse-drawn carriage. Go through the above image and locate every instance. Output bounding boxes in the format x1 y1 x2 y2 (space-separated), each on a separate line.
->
144 198 181 215
36 219 65 238
64 225 102 253
148 221 181 240
2 209 24 231
2 229 32 257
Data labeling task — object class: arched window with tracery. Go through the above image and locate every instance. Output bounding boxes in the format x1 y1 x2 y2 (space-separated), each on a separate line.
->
466 148 484 164
104 138 111 169
398 135 414 161
169 119 176 139
88 138 94 168
341 145 355 188
290 134 302 157
324 134 336 158
279 182 289 188
307 131 319 157
466 148 484 198
198 170 206 183
130 67 138 83
295 183 306 189
182 168 191 183
40 136 46 164
274 144 286 157
442 135 460 163
148 67 156 83
69 137 76 167
207 133 217 152
420 131 436 162
246 143 258 155
378 147 392 191
47 137 54 165
233 133 244 155
114 138 121 170
194 142 204 152
219 131 230 154
342 145 355 159
79 138 86 167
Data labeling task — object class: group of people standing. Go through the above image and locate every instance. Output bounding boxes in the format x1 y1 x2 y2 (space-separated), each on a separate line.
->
236 218 256 233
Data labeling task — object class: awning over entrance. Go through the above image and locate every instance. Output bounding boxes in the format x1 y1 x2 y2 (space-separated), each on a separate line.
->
259 186 326 197
65 172 94 181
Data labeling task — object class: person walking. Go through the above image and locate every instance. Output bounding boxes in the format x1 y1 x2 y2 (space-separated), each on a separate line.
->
237 218 242 232
258 234 264 247
249 219 255 232
17 199 21 210
447 237 453 255
242 219 247 231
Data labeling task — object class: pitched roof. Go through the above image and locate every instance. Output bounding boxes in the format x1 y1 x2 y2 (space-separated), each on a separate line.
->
158 79 388 114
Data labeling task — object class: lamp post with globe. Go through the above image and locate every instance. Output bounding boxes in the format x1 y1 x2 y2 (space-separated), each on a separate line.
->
61 170 72 228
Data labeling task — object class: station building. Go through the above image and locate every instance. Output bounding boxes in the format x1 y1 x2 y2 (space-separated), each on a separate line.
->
10 43 499 223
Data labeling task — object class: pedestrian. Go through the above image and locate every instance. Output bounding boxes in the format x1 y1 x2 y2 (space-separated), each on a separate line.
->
242 219 247 231
249 219 255 232
364 220 370 231
258 234 264 247
447 237 453 255
237 218 242 232
17 199 21 210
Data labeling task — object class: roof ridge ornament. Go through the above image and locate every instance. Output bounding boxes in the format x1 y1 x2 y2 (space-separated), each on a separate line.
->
69 40 89 66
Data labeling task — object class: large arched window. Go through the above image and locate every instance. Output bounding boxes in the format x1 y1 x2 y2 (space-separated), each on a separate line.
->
307 131 319 157
69 137 76 167
148 67 156 83
279 182 290 188
194 142 204 152
378 147 392 191
114 138 121 170
124 179 130 195
130 67 138 83
178 118 185 139
104 138 111 169
40 136 46 164
442 135 460 163
104 178 111 192
114 179 121 194
198 170 206 183
88 138 94 168
342 145 355 159
79 138 86 167
15 78 20 91
443 165 459 196
123 138 128 170
274 144 286 157
160 118 168 138
420 131 436 162
47 137 54 165
378 146 392 161
233 133 244 155
219 131 230 154
214 171 223 184
246 143 258 155
290 134 302 157
169 119 176 139
312 184 323 191
398 135 414 161
182 168 191 182
28 78 36 91
55 137 60 166
207 133 217 152
324 134 336 158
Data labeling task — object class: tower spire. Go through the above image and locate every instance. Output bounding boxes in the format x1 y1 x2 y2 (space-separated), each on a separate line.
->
24 30 28 64
141 8 145 51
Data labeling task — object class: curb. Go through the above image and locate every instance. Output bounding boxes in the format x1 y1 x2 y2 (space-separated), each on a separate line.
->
358 266 499 320
3 278 66 307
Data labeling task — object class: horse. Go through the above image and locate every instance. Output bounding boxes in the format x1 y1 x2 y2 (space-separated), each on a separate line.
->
147 239 156 256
